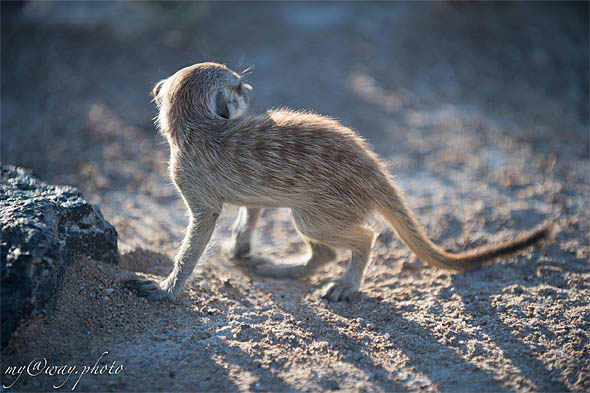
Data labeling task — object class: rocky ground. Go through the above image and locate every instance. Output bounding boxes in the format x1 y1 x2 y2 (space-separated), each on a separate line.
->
1 2 588 392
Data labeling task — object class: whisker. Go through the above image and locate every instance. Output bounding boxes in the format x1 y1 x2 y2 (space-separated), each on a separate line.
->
240 65 255 77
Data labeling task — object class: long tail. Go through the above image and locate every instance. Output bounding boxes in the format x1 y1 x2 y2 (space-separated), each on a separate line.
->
375 180 554 272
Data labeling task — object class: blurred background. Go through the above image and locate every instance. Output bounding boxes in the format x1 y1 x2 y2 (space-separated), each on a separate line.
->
2 3 589 391
3 3 587 174
3 0 588 253
1 0 588 250
2 1 588 252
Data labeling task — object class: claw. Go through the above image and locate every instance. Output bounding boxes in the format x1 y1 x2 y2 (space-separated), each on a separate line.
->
124 278 173 302
322 280 360 302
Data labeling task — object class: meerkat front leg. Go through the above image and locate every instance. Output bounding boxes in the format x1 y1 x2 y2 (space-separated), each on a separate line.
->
228 207 262 259
128 207 219 301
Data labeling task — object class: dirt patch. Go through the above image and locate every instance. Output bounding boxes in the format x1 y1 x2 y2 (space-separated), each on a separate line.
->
2 2 588 392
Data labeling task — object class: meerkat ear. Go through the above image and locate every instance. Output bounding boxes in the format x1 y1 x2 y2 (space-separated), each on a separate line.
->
214 90 230 119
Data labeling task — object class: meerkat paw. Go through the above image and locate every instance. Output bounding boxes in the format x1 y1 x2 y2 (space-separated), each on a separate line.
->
125 278 175 302
255 261 307 278
225 241 251 260
322 279 360 302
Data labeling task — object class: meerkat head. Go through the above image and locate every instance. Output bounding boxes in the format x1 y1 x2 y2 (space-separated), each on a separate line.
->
152 62 254 140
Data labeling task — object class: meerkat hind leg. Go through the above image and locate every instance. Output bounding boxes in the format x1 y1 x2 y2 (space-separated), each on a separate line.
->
322 225 375 302
254 239 337 278
227 207 262 259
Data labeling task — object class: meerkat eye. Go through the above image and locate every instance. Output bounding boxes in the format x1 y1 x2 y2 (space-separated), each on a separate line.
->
234 83 245 95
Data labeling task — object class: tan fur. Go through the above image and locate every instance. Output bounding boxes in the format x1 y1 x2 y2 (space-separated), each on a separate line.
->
127 62 553 302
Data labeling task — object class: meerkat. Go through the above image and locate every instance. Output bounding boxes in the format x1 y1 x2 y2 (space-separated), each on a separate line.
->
127 62 553 302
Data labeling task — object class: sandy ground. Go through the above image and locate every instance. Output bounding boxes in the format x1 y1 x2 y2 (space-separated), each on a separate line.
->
1 2 589 392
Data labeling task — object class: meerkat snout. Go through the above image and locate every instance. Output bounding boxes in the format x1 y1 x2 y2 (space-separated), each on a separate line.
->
151 79 166 108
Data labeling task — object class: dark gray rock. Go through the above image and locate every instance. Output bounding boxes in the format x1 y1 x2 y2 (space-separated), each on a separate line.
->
1 165 118 348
